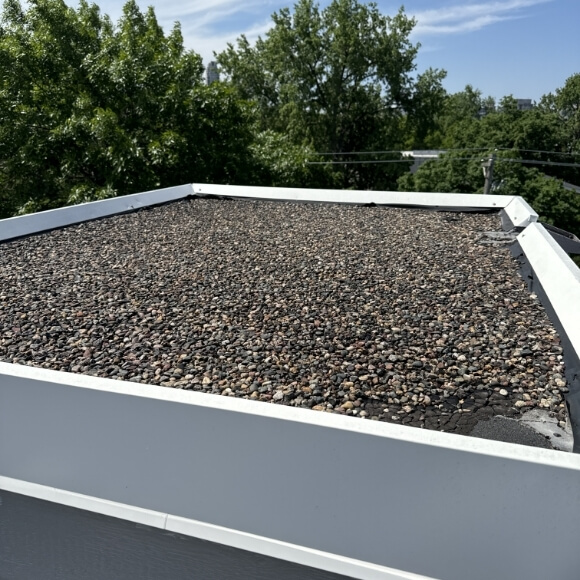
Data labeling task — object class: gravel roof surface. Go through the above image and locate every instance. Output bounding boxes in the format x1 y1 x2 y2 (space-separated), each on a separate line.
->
0 198 569 440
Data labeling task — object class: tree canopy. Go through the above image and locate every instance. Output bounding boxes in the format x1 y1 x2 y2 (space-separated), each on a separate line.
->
0 0 254 217
218 0 446 189
399 78 580 237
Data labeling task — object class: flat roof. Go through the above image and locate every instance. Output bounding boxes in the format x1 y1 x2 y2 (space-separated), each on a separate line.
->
0 197 567 445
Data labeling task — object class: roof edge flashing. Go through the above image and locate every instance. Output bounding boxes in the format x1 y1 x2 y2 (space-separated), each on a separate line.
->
0 476 435 580
0 183 194 242
503 196 538 229
1 361 579 469
515 223 580 450
517 223 580 354
191 183 513 210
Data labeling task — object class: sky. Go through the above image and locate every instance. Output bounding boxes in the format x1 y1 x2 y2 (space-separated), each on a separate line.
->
79 0 579 102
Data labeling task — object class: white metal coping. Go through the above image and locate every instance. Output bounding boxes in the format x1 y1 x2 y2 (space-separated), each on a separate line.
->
195 184 538 228
192 183 513 208
503 195 538 228
0 476 433 580
0 183 538 242
2 361 578 469
517 223 580 365
0 183 193 242
2 363 580 580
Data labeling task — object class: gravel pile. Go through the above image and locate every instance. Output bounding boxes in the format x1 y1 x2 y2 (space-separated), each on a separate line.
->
0 198 568 437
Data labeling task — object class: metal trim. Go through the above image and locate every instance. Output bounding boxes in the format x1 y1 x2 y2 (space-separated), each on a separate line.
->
0 476 434 580
503 196 538 229
191 183 513 209
0 184 194 242
514 224 580 450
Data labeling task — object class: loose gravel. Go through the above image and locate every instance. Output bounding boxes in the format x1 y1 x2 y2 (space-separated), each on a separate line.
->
0 199 569 439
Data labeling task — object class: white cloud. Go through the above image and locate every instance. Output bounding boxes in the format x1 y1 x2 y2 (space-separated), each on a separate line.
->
180 19 272 64
154 0 272 64
155 0 264 25
76 0 553 66
78 0 271 64
175 0 554 64
412 0 552 35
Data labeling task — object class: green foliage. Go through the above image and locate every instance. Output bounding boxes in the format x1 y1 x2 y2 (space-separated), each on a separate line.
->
401 76 580 238
399 148 580 237
218 0 445 190
541 73 580 152
247 130 338 189
398 152 482 193
0 0 254 217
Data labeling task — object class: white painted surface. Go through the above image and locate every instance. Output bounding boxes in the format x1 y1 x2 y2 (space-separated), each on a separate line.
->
517 223 580 357
0 362 576 468
1 365 580 580
503 196 538 228
166 515 436 580
192 183 512 209
0 475 168 530
0 184 193 241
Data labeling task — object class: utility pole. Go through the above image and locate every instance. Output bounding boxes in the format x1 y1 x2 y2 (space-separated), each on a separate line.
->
482 153 496 195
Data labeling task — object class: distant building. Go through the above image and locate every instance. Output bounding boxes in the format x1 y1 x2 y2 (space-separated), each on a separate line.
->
516 99 533 111
402 150 447 174
206 62 220 85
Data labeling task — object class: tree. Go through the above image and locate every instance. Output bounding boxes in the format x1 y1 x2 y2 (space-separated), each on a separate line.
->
398 149 580 237
218 0 445 190
247 130 338 188
0 0 255 217
398 77 580 238
397 151 482 194
413 85 496 149
403 67 447 148
542 73 580 152
537 73 580 184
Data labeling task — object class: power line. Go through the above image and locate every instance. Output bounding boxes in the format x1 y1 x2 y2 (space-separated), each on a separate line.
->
500 158 580 168
314 147 579 157
508 148 579 157
306 157 580 168
307 157 478 165
315 148 492 156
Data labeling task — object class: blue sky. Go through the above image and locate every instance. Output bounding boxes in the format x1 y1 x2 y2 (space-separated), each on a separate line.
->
85 0 579 102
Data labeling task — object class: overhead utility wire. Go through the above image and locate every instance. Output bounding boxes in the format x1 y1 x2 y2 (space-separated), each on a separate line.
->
315 147 579 157
315 148 493 156
306 158 580 168
501 158 580 168
308 157 476 165
507 148 579 157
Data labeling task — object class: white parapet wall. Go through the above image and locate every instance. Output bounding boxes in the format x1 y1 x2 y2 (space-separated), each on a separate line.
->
0 184 194 242
1 363 580 580
0 183 537 243
517 223 580 360
191 183 514 210
516 223 580 447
